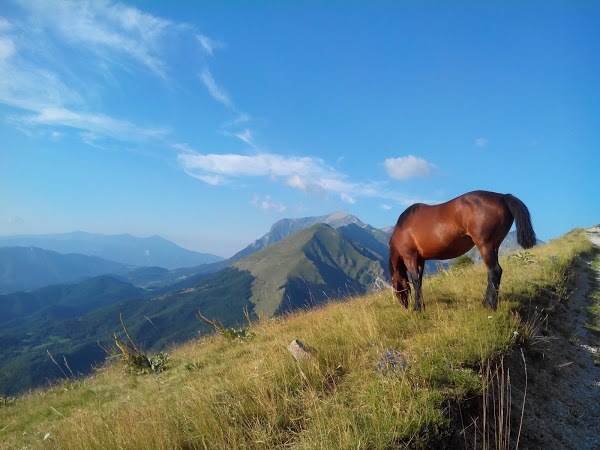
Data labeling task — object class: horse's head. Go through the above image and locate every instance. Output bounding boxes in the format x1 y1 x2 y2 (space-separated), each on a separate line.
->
389 254 410 308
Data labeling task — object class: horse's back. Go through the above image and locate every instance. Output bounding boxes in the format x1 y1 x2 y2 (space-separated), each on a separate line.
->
390 191 514 260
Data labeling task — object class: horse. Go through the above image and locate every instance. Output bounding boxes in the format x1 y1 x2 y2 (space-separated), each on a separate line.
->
388 190 536 311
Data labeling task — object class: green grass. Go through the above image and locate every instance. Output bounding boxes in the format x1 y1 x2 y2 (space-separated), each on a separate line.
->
0 229 595 449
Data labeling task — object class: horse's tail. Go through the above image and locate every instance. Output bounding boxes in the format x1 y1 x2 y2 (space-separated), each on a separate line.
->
503 194 536 249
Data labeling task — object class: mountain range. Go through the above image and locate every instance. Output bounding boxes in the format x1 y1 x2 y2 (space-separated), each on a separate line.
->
0 211 536 395
0 232 224 269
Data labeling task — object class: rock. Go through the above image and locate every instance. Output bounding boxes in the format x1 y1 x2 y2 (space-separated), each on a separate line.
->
374 348 408 375
288 339 311 360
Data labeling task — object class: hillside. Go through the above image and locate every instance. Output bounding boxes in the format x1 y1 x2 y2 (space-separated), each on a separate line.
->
0 229 596 449
0 268 252 396
0 232 224 269
0 276 147 395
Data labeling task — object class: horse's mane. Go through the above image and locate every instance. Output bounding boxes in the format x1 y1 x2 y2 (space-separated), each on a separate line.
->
395 203 422 229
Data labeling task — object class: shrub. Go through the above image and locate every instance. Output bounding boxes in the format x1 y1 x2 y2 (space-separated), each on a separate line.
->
452 255 474 269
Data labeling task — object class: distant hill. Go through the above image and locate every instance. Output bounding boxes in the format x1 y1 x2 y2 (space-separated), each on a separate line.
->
0 275 146 395
0 232 224 269
0 247 131 294
0 267 253 395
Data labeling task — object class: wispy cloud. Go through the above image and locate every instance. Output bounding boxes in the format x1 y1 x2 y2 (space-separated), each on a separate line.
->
200 68 233 109
384 155 436 180
0 1 227 147
199 67 255 148
233 129 256 148
475 137 488 148
0 36 15 60
197 34 223 56
16 0 172 78
18 107 170 142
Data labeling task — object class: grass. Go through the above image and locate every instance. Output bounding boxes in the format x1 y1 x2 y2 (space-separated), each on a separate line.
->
0 229 595 449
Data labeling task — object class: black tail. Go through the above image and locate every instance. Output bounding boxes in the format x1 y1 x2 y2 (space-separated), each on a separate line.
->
504 194 536 249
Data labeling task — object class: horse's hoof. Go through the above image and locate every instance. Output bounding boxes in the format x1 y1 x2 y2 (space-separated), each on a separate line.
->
482 300 497 310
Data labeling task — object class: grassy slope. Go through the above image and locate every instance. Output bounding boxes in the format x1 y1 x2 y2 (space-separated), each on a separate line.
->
0 229 594 449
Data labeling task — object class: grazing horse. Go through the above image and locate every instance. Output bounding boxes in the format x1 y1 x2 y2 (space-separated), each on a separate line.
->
389 190 536 311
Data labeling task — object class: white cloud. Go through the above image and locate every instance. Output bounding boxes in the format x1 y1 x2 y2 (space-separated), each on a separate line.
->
340 193 355 204
384 155 436 180
286 174 307 190
178 152 323 179
475 137 488 148
178 151 384 203
381 204 392 211
250 195 286 213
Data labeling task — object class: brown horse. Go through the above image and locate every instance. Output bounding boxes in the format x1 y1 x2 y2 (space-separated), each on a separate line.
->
389 190 535 311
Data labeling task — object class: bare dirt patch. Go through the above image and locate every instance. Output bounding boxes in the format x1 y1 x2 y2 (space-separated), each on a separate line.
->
509 228 599 449
454 228 600 449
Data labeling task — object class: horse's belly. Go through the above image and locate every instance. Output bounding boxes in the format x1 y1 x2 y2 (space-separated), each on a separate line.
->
421 235 474 260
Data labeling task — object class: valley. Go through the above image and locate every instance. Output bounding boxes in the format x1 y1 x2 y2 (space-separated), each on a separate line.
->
0 212 531 395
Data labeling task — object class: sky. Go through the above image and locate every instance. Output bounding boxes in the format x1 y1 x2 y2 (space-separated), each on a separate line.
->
1 1 598 258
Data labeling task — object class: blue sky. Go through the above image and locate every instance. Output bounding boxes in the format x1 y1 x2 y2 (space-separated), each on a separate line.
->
1 1 598 257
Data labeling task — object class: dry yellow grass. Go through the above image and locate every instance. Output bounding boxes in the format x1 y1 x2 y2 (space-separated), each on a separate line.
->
0 229 593 449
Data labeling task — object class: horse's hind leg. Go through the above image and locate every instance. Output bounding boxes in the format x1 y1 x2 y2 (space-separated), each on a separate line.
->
479 245 502 309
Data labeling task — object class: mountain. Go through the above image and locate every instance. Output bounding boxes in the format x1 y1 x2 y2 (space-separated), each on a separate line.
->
0 247 131 294
234 223 387 317
230 211 369 261
0 232 224 269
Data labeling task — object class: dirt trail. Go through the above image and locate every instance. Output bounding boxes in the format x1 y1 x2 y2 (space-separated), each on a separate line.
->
510 227 600 449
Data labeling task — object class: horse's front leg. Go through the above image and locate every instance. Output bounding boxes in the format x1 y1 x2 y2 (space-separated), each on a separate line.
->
408 259 425 311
